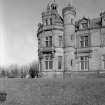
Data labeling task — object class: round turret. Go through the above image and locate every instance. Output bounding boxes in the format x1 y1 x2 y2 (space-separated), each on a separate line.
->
62 3 76 25
62 3 76 17
62 3 76 46
62 3 76 71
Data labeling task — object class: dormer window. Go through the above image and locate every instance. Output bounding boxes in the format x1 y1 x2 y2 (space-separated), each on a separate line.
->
52 6 56 10
82 23 88 29
79 17 89 29
51 2 58 11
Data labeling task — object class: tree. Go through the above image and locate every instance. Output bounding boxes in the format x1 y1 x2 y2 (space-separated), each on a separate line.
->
29 61 39 78
0 70 6 77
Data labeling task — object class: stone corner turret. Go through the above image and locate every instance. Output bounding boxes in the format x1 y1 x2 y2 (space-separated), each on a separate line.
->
62 3 76 17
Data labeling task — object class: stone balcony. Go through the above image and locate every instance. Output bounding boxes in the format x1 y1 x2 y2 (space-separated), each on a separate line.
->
75 47 92 54
38 46 56 54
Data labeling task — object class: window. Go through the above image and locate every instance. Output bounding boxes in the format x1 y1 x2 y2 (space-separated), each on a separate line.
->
80 36 88 48
50 18 52 25
82 23 88 29
46 37 49 47
71 60 73 66
59 36 62 47
103 55 105 69
71 34 73 40
45 36 52 47
102 34 105 46
71 18 73 24
40 60 42 71
38 38 40 46
58 56 62 69
52 6 56 10
46 19 48 25
45 55 53 69
49 56 53 69
102 18 105 26
45 56 49 69
49 36 52 47
80 56 89 71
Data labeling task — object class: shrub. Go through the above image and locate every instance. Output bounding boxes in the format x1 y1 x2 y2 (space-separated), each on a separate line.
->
29 62 39 78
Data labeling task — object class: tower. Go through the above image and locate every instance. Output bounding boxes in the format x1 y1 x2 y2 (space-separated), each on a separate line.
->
62 3 76 71
37 0 64 76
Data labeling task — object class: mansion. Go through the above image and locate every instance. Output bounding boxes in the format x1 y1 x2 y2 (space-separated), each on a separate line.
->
37 1 105 75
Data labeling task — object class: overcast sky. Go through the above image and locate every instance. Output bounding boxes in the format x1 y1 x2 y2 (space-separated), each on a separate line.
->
0 0 105 66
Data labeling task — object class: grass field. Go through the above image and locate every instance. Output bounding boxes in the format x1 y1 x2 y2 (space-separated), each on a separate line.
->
0 78 105 105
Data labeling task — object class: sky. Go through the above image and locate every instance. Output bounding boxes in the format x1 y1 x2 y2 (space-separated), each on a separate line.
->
0 0 105 66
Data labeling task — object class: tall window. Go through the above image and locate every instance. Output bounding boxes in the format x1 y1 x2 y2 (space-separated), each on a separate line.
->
45 56 53 70
102 34 105 46
49 56 53 69
71 18 73 24
45 36 52 47
80 56 89 71
40 61 42 71
49 36 52 47
103 55 105 69
46 37 49 47
45 56 49 69
82 23 88 29
50 18 52 25
58 56 62 69
46 19 48 26
80 36 88 48
59 36 62 47
71 59 73 66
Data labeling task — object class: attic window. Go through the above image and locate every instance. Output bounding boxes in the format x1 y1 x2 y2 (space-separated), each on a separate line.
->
53 6 56 10
82 23 88 29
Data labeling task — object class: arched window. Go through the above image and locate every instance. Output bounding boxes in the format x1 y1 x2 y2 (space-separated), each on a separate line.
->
50 18 52 25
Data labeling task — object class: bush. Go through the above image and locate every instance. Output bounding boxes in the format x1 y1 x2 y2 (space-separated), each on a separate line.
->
29 62 39 78
0 70 7 77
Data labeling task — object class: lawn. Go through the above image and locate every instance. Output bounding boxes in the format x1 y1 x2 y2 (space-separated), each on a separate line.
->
0 78 105 105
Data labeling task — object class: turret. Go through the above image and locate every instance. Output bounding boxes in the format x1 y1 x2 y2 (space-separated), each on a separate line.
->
37 0 64 74
41 1 58 26
62 3 76 71
62 3 76 47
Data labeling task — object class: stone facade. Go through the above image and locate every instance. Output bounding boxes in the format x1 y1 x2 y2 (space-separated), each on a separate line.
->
37 1 105 76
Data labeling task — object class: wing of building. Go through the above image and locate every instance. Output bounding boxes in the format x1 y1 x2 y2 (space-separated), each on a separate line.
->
37 1 105 77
